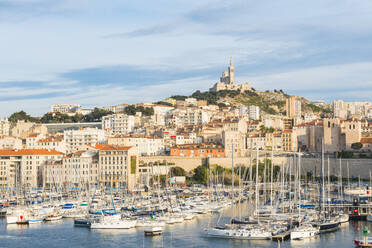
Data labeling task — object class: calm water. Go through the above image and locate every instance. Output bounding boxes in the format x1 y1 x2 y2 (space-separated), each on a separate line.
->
0 206 368 248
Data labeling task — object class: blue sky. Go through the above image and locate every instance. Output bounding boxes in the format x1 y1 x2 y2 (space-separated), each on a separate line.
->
1 0 372 116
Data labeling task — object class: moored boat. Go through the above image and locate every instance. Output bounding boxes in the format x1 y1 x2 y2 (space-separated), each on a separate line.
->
291 224 319 240
45 215 63 221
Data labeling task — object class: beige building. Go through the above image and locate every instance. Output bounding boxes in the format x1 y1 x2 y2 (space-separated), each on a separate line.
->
281 130 297 152
322 118 362 153
10 121 48 138
342 120 361 150
222 130 246 157
103 104 128 113
60 150 98 189
0 149 63 188
333 100 372 119
286 96 302 118
93 144 138 190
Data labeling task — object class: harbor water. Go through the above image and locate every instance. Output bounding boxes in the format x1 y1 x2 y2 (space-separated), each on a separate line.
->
0 201 369 248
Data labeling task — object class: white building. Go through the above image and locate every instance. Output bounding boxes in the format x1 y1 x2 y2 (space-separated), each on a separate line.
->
248 106 260 120
102 114 135 135
64 128 107 153
108 135 165 156
51 104 81 114
35 136 66 154
151 104 174 126
103 104 128 113
239 106 248 117
0 136 23 149
0 118 10 136
166 109 209 126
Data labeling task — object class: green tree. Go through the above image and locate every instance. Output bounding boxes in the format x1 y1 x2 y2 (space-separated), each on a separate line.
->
192 165 208 184
84 108 113 122
170 166 186 176
351 142 363 150
154 101 173 107
9 111 38 123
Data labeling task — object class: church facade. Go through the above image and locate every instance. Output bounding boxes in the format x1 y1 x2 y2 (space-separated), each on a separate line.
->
209 57 251 92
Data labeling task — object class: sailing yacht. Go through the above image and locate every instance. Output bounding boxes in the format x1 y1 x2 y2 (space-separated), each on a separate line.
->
90 214 137 229
205 146 272 240
290 224 319 240
206 226 271 240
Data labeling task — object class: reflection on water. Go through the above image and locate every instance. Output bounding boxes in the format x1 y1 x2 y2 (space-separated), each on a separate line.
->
90 228 137 236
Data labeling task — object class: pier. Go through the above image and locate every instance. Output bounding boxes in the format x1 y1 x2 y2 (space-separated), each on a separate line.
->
272 229 292 241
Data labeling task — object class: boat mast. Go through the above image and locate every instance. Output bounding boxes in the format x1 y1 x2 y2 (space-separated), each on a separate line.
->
231 144 235 221
270 146 274 213
255 146 259 221
327 156 330 216
298 152 301 218
321 138 325 219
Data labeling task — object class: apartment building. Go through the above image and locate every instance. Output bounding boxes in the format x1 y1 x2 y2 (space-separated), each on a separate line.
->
108 135 165 156
0 118 10 136
51 103 81 113
93 144 137 189
0 149 63 188
64 128 107 153
102 114 135 135
170 143 225 157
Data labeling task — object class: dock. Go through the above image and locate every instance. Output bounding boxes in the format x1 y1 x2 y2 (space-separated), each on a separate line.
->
272 230 291 241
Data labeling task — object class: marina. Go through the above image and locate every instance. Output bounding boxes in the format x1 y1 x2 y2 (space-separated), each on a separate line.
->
2 147 372 247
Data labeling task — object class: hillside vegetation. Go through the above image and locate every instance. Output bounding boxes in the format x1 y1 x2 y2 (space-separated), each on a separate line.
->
172 89 332 116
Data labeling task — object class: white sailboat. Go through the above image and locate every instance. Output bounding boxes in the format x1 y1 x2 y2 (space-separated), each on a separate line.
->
205 146 272 240
291 224 319 240
90 214 136 229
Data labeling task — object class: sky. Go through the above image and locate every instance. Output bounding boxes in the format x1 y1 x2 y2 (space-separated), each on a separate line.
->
1 0 372 116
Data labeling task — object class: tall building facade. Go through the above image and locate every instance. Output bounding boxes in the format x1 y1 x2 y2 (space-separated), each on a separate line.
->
248 106 260 120
102 114 135 135
286 96 302 118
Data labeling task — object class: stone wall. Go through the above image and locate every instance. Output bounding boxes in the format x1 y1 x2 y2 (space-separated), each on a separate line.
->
139 156 288 171
297 158 372 180
139 156 372 179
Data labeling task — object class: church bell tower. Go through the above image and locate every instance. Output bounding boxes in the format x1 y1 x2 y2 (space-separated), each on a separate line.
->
228 56 235 84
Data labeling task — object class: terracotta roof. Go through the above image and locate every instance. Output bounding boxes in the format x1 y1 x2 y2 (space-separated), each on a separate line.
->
151 104 174 108
361 138 372 144
0 149 63 156
283 129 293 133
37 137 63 143
93 144 132 151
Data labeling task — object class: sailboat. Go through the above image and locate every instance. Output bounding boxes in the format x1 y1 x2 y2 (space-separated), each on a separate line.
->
205 145 272 240
90 180 136 229
313 140 340 233
290 152 320 240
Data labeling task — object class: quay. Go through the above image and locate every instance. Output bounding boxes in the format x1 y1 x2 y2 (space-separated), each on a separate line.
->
272 229 291 241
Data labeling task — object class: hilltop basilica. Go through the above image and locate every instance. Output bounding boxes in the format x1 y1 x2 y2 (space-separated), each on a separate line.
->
209 57 251 92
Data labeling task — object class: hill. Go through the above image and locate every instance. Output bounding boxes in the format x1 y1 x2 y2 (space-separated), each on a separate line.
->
170 89 332 116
